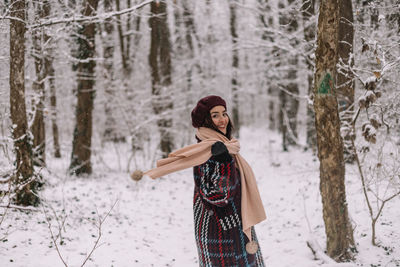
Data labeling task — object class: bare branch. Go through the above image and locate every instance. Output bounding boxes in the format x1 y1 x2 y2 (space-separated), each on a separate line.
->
80 199 118 266
42 205 68 267
28 0 153 29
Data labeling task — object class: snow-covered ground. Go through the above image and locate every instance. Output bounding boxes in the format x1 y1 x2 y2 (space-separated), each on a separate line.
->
1 127 399 266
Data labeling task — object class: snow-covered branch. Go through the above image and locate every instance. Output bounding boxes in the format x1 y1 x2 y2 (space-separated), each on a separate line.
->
28 0 152 29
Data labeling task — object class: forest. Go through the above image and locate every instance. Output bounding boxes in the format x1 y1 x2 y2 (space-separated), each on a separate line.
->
0 0 399 266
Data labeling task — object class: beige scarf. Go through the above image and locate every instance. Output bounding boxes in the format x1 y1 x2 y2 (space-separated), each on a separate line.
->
145 127 266 242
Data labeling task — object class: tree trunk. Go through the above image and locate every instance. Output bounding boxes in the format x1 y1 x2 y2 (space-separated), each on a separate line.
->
182 0 201 104
102 0 123 143
41 0 61 158
278 0 299 149
9 0 40 206
302 0 317 152
204 0 217 82
31 0 47 167
337 0 355 163
268 99 275 130
69 0 99 175
182 0 198 54
278 90 288 151
149 0 174 157
229 1 240 136
286 0 299 146
173 0 184 54
181 0 192 92
126 0 132 59
257 0 275 131
131 14 142 66
116 0 130 73
45 54 61 158
313 0 355 261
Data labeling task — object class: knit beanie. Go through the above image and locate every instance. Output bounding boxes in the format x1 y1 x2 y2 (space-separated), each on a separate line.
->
191 95 226 128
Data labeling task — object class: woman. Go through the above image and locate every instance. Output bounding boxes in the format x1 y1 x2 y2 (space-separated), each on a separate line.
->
141 95 266 267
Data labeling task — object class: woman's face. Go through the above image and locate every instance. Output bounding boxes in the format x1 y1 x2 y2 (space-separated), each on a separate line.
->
210 105 229 134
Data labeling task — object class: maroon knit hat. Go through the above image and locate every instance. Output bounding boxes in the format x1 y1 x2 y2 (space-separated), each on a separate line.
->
191 95 226 128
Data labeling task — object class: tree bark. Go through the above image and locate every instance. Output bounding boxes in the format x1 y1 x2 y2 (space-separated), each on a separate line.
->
31 0 47 166
69 0 99 175
229 1 240 136
9 0 40 206
149 0 174 157
313 0 355 261
337 0 355 163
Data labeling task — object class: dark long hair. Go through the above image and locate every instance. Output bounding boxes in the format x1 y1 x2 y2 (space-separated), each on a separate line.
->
202 113 234 140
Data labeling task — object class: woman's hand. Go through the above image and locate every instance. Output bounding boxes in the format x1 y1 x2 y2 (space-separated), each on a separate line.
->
211 141 228 156
211 141 232 162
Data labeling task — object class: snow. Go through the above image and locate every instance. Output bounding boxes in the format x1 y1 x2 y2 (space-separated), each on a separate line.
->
1 127 399 267
364 77 377 86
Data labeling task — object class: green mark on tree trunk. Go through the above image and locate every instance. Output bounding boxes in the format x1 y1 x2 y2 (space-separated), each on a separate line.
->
318 72 334 95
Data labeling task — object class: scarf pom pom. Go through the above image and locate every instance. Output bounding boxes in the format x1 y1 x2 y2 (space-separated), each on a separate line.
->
131 170 143 181
245 241 259 254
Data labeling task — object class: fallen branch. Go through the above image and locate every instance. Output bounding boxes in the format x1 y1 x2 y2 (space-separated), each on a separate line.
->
0 204 39 212
306 238 357 267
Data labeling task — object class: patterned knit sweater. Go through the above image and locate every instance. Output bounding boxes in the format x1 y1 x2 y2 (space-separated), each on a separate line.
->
193 155 265 267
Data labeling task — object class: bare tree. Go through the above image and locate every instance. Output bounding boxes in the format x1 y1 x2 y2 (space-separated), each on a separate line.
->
31 0 48 167
9 0 40 206
149 0 174 157
181 0 200 103
229 0 240 136
350 1 400 244
116 0 130 73
313 0 355 261
257 0 276 131
301 0 316 152
36 0 61 159
45 50 62 158
130 2 143 67
69 0 99 175
278 0 300 151
102 0 122 142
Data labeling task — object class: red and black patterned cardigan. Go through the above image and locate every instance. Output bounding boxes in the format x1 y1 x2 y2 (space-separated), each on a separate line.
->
193 154 265 267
